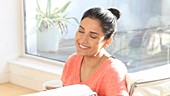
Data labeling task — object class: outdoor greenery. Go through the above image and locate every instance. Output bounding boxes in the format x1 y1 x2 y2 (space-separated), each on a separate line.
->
36 0 79 36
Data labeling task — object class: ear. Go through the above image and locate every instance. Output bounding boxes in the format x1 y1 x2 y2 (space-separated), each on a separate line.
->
103 37 112 48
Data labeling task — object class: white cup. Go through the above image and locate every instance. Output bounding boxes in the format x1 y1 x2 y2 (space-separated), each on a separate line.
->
43 80 63 91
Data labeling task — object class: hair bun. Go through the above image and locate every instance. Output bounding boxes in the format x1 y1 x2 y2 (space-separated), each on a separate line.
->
108 8 120 20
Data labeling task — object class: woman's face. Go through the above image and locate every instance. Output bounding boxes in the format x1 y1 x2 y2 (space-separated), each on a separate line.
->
75 17 108 56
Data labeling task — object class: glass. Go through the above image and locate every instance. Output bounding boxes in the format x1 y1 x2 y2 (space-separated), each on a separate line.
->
24 0 109 61
24 0 170 72
112 0 170 72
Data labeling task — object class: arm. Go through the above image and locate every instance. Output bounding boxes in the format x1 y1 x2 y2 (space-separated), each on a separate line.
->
104 71 129 96
103 60 129 96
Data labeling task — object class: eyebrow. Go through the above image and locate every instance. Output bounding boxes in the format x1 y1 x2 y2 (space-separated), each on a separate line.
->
79 25 84 30
79 25 100 36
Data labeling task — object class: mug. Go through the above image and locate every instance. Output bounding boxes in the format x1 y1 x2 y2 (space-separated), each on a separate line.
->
43 80 63 91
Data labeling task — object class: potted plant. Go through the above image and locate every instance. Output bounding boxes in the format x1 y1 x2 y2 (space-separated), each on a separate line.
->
36 0 78 52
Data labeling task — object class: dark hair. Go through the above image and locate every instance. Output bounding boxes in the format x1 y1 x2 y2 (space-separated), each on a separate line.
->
81 7 120 39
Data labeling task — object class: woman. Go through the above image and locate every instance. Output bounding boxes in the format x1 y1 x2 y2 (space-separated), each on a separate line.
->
61 7 129 96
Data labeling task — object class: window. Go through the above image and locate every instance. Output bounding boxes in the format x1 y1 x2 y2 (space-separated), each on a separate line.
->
24 0 170 72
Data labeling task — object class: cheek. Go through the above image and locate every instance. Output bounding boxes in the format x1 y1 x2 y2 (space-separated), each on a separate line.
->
74 32 79 41
91 42 104 50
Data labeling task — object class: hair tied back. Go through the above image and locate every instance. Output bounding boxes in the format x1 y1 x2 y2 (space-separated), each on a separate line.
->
108 8 120 20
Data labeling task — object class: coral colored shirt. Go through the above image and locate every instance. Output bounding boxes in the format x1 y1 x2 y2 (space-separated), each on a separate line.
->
61 53 129 96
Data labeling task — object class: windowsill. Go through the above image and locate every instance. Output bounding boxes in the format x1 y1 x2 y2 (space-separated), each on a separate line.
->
8 55 65 91
9 56 64 75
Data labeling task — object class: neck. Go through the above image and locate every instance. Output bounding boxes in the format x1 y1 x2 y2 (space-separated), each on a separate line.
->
80 50 110 81
81 49 111 68
83 55 103 68
82 54 105 69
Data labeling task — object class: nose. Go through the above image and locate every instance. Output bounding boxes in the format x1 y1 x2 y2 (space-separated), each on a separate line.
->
79 34 88 44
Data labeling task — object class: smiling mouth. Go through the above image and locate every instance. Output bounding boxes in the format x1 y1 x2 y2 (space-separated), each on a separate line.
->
79 44 88 49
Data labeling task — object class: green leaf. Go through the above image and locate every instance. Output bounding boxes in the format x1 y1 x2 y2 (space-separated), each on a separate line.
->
36 17 43 31
35 0 79 35
36 0 40 10
46 0 51 17
56 1 72 13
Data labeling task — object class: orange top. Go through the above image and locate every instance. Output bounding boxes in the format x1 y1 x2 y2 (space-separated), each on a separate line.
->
61 53 129 96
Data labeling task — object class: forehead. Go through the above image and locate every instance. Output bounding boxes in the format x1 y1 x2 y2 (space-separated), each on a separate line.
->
80 17 104 34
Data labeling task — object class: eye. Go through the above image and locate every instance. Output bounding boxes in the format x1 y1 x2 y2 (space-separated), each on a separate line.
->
78 28 84 33
78 30 84 33
90 34 98 39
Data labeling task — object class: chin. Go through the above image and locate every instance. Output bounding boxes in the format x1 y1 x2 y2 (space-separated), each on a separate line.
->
76 51 86 56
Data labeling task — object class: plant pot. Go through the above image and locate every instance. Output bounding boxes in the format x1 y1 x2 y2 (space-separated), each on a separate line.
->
37 26 62 52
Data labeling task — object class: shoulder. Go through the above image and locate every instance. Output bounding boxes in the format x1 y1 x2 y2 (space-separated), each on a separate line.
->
62 53 82 73
111 59 127 71
106 58 127 70
64 53 83 66
100 58 129 96
105 58 128 78
67 53 82 61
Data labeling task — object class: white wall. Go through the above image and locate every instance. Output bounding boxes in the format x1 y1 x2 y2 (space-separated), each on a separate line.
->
0 0 63 91
0 0 20 83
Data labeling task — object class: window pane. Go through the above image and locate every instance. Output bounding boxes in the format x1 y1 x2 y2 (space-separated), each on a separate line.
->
112 0 170 72
24 0 170 72
24 0 109 62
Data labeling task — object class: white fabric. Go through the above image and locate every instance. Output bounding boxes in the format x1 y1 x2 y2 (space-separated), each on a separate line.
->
131 78 170 96
126 64 170 96
22 84 97 96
